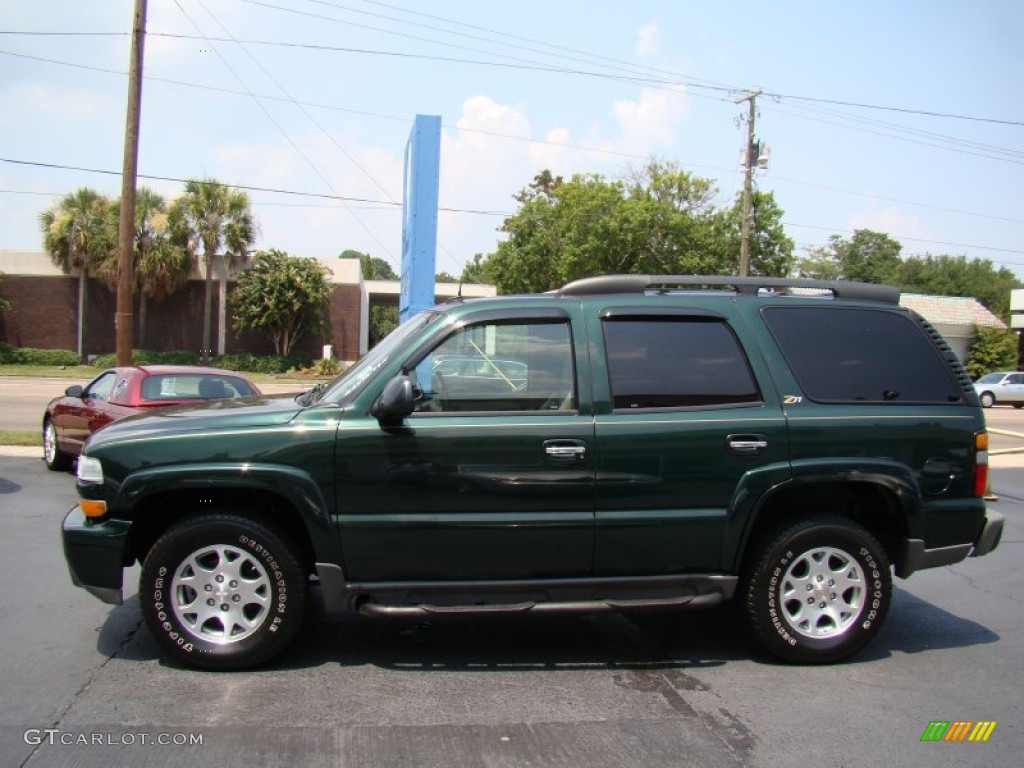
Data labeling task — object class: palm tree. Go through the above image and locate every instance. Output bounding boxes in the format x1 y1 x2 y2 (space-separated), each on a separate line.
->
168 179 256 363
96 188 193 347
39 188 113 360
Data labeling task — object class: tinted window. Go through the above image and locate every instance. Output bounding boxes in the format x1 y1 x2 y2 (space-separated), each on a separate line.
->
603 318 760 409
763 307 960 403
412 320 575 413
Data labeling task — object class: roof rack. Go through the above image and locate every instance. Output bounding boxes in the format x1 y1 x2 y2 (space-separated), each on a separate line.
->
557 274 899 304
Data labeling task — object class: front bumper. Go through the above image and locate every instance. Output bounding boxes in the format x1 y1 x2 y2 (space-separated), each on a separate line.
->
61 505 132 605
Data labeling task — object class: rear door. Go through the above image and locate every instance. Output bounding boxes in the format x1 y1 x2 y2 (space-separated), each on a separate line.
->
589 305 790 575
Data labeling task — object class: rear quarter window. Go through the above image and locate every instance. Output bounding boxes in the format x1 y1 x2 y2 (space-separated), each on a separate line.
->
762 306 961 403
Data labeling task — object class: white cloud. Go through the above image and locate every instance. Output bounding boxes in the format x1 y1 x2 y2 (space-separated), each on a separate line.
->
850 195 925 244
612 87 690 152
636 23 660 61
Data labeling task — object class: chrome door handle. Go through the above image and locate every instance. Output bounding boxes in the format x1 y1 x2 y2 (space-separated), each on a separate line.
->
727 434 768 454
544 442 587 461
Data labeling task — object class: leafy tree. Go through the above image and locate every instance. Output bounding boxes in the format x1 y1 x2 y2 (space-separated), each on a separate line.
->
39 187 114 359
480 162 765 294
339 250 398 281
725 189 795 277
797 230 903 284
95 188 192 347
435 271 460 283
966 325 1019 379
231 249 332 357
342 250 399 346
168 179 256 363
895 254 1019 321
460 253 489 284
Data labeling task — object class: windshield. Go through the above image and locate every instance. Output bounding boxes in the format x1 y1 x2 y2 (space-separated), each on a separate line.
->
316 310 441 406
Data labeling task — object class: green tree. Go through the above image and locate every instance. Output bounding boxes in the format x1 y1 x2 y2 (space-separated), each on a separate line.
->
231 249 332 357
725 189 795 276
460 253 489 284
895 253 1019 321
168 179 256 363
798 230 903 284
480 162 743 294
343 251 399 346
95 188 192 347
39 187 114 360
966 325 1019 379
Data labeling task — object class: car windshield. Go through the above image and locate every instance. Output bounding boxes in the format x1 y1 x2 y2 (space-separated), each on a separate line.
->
315 310 442 406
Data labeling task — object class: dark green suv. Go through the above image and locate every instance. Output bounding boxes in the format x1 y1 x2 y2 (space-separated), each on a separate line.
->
62 275 1004 670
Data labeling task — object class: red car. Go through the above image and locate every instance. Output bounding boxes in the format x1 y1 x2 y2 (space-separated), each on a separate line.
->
43 365 261 471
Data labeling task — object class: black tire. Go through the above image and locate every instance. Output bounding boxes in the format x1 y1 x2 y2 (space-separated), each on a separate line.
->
741 516 891 664
979 392 995 408
139 513 307 671
42 418 73 472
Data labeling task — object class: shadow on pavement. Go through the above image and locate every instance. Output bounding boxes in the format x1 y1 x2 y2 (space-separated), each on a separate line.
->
93 584 998 672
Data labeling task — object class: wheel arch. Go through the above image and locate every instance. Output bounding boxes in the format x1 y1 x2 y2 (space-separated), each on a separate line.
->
730 475 913 577
118 464 336 574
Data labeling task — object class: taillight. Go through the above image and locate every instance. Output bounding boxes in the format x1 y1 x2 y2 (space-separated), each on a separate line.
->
974 431 989 498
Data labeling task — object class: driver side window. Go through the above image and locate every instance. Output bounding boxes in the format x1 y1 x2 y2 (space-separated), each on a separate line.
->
85 371 117 402
411 320 575 413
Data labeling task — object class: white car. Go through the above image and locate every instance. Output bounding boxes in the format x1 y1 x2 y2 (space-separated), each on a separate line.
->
974 371 1024 408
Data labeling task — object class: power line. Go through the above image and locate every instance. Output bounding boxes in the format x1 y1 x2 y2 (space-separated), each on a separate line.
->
4 46 1019 230
6 157 1022 260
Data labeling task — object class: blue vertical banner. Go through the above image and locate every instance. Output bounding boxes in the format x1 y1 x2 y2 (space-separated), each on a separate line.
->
399 114 441 322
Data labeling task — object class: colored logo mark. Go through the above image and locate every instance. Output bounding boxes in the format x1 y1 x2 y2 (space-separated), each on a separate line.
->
920 721 997 742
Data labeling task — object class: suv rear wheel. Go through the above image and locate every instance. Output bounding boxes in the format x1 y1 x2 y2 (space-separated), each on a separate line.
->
742 516 891 664
140 513 307 671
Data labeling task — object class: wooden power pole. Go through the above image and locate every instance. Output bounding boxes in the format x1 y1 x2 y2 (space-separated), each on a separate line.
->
116 0 147 366
735 89 760 277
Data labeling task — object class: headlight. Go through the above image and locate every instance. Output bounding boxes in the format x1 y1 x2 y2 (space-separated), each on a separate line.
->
76 455 104 484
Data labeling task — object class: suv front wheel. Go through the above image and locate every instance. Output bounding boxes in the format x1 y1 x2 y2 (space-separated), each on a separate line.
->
140 513 307 671
742 516 891 664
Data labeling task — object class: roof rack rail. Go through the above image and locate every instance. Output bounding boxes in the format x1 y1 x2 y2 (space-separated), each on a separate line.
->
557 274 899 304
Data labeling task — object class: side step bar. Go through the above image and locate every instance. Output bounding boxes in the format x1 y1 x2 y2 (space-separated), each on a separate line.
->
358 592 725 618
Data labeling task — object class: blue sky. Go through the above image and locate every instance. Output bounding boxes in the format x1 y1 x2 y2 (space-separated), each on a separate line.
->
2 0 1022 279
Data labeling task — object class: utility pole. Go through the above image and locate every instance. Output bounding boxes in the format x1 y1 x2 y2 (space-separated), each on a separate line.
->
116 0 147 366
735 89 761 277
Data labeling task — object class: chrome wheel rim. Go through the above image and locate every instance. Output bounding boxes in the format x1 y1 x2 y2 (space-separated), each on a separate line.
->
43 421 57 463
779 546 864 639
171 544 271 645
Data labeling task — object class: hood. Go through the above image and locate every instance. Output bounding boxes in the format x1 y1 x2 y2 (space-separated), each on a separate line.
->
84 393 307 449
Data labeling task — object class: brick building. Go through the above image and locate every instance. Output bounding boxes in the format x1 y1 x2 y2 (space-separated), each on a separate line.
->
0 251 495 363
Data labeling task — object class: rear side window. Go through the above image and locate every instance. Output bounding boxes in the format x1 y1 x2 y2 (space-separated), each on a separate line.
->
763 306 961 403
603 317 760 409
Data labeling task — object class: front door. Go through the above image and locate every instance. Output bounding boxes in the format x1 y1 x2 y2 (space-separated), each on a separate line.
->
334 311 596 582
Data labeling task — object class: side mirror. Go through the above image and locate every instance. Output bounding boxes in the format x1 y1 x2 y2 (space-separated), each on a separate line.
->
65 385 84 398
371 376 416 422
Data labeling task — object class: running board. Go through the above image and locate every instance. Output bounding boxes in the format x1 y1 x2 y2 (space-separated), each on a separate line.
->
357 592 724 618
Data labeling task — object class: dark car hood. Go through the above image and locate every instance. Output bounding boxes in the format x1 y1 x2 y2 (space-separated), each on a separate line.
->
84 393 310 450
